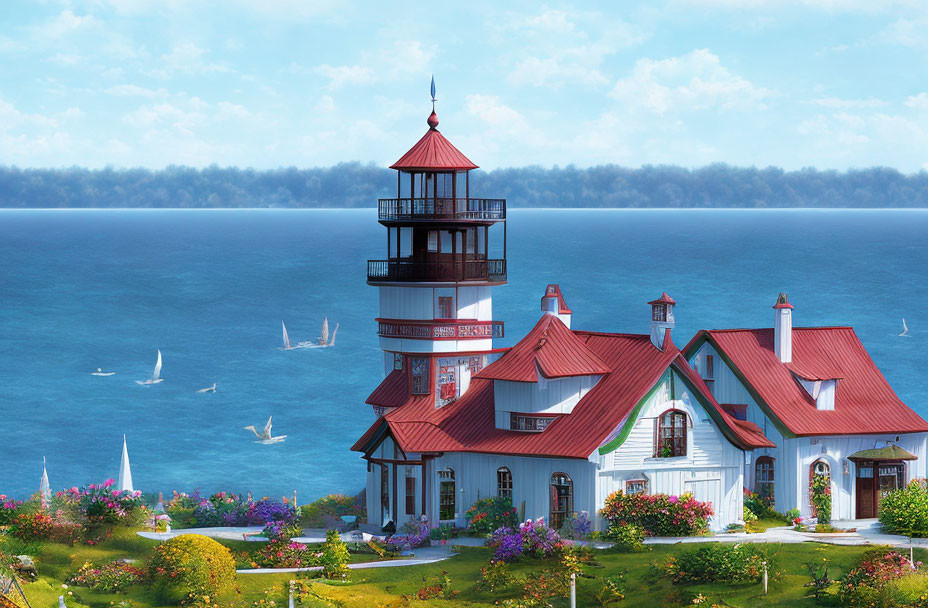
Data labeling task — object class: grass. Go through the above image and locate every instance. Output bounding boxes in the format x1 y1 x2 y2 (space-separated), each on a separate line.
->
6 529 928 607
745 517 790 533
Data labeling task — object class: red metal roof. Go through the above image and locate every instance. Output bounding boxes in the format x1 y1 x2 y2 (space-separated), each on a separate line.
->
353 328 772 459
474 314 610 382
390 117 478 171
683 327 928 437
365 370 410 408
648 292 676 306
541 284 572 314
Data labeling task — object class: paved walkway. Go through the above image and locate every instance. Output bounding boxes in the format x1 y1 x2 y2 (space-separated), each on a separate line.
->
141 519 928 575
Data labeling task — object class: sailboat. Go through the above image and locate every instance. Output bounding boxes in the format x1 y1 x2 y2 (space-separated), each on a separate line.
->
279 320 310 350
91 367 116 376
301 317 339 348
900 318 910 337
135 350 164 385
196 382 217 393
243 416 287 444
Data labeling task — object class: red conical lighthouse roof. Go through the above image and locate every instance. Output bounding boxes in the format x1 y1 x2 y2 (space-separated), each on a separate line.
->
390 110 478 171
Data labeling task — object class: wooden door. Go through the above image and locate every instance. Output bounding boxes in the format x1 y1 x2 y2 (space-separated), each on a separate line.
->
856 461 875 519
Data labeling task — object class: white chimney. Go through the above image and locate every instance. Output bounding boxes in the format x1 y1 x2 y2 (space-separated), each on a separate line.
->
648 293 676 349
540 284 572 329
773 293 793 363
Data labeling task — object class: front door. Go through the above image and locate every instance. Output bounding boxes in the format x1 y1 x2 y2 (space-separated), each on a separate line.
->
856 461 875 518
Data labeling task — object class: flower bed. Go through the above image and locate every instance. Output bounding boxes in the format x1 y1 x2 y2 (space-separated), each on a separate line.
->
166 491 296 528
67 561 146 592
238 540 317 569
599 490 713 537
837 550 922 606
487 518 563 563
464 497 518 535
386 520 431 552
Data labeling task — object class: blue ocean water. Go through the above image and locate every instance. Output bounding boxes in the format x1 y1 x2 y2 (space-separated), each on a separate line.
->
1 208 926 500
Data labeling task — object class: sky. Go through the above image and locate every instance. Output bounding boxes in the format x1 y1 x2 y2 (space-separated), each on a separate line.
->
2 0 928 171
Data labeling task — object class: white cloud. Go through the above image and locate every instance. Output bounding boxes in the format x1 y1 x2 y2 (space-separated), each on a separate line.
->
905 93 928 110
313 39 435 90
38 10 99 39
501 9 645 88
314 64 376 90
814 97 888 108
105 84 170 98
609 49 771 115
149 42 231 78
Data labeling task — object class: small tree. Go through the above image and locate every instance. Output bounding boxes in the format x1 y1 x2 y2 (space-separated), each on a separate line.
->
319 529 350 580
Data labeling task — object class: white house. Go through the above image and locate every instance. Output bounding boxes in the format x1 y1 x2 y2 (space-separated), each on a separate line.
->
352 89 928 534
683 294 928 521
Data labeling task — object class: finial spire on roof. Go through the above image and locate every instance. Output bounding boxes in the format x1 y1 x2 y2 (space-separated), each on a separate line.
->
428 75 439 129
117 434 134 493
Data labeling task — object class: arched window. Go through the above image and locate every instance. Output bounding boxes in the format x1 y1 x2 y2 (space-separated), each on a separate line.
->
550 473 573 531
755 456 775 501
438 468 455 522
812 460 830 479
657 409 687 458
497 467 513 500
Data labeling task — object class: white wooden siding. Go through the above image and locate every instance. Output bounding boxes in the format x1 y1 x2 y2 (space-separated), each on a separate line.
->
493 375 602 428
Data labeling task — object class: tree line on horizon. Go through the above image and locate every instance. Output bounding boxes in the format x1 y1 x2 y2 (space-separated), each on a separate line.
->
1 162 927 208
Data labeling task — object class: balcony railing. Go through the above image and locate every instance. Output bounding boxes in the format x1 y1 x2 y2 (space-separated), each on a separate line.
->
377 319 504 340
367 258 507 283
378 198 506 222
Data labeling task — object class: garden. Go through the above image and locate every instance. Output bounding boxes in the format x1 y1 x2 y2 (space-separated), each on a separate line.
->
4 482 928 607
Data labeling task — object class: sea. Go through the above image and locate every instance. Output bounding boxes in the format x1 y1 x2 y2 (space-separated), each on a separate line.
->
1 208 926 501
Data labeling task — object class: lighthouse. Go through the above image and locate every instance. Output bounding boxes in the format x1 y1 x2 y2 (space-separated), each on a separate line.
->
366 79 507 415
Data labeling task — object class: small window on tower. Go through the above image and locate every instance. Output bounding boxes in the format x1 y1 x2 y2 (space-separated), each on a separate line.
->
652 304 666 322
437 296 453 319
411 357 430 394
393 353 404 371
427 231 438 252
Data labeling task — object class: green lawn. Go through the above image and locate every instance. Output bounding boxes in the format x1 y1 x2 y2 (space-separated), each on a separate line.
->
5 529 926 608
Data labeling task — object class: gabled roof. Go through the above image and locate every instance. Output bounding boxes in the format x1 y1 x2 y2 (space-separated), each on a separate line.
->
390 118 478 171
474 314 610 382
353 327 772 459
648 292 676 306
365 370 411 408
683 327 928 437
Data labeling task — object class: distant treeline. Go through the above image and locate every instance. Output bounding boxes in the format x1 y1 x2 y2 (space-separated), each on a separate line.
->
1 163 928 208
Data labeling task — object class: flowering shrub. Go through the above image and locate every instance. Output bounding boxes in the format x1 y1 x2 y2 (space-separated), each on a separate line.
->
385 520 431 551
0 495 23 525
476 560 514 592
488 518 563 563
810 474 832 525
599 491 713 537
605 522 645 552
165 491 296 529
148 534 236 604
262 521 302 542
558 511 592 540
415 571 455 600
665 543 772 584
319 529 350 580
837 550 920 606
68 561 146 592
465 497 518 535
74 481 145 527
298 493 366 527
244 541 316 569
880 479 928 537
743 488 777 519
8 512 55 541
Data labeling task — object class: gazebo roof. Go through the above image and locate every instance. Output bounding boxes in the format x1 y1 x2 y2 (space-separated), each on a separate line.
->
848 444 917 461
390 111 478 171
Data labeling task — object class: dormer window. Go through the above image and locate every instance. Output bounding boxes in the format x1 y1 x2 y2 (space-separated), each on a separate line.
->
510 413 556 432
793 374 837 411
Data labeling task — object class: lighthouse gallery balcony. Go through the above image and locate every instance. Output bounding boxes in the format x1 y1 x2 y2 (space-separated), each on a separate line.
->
367 258 507 283
378 197 505 223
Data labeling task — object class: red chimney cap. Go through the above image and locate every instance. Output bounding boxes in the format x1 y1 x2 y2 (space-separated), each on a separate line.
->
648 292 676 306
773 293 794 309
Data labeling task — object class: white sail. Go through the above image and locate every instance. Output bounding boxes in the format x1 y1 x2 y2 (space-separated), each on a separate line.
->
39 457 51 502
152 350 162 381
329 323 339 346
117 435 134 492
901 318 909 336
320 317 329 345
262 416 273 439
282 321 291 349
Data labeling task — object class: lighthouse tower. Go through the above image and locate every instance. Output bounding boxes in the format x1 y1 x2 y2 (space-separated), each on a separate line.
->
366 80 506 415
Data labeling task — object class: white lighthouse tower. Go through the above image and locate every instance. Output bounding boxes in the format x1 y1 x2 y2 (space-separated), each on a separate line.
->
366 80 507 415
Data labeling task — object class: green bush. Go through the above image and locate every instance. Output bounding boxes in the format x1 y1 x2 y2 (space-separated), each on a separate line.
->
298 493 365 527
465 496 518 535
879 480 928 537
319 529 350 580
599 491 713 537
604 522 645 552
810 474 832 525
743 506 757 523
837 550 921 607
665 543 774 584
148 534 236 604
